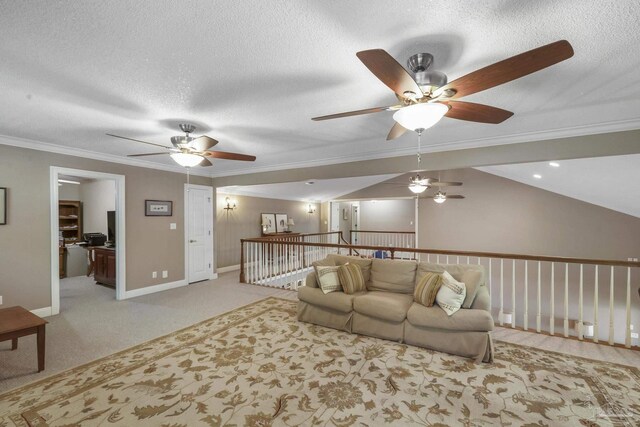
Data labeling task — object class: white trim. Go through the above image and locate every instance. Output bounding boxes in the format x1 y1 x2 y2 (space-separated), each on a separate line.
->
217 264 240 273
0 134 212 178
184 184 215 283
122 279 187 299
50 167 126 315
31 307 53 318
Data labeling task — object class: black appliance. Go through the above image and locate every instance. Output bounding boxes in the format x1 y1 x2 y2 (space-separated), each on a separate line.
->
84 233 107 247
107 210 116 247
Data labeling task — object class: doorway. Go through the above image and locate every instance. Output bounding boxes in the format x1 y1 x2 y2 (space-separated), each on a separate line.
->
50 167 126 316
184 184 215 283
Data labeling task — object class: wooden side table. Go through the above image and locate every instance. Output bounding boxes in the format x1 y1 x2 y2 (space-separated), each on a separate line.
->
0 306 48 372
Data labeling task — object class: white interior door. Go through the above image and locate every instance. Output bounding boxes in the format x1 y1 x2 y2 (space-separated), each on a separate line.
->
330 202 340 232
186 185 213 283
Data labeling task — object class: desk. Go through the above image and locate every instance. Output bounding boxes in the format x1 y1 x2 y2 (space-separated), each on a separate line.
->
0 306 48 372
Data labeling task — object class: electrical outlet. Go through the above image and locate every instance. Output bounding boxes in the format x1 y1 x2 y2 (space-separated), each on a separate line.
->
631 324 634 331
152 271 157 279
0 295 3 305
162 270 168 278
631 332 639 339
170 223 176 230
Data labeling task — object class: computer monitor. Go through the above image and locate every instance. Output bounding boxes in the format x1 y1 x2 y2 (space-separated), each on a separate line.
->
107 210 116 247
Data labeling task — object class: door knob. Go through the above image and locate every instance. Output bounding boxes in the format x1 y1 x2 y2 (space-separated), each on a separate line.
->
190 240 197 243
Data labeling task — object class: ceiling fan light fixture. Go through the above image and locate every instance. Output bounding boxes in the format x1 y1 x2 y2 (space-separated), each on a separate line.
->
433 191 447 204
408 183 428 194
393 103 449 132
170 152 204 167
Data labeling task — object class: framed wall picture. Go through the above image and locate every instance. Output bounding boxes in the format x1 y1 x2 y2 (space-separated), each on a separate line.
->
0 187 6 225
145 200 173 216
261 213 276 234
275 213 288 233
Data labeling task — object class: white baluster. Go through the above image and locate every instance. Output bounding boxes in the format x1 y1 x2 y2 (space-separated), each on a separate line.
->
466 256 470 264
578 264 584 340
550 262 555 336
511 259 516 328
524 261 528 331
456 256 460 264
564 263 569 338
488 258 492 312
626 267 631 348
593 265 599 343
536 261 541 333
446 255 450 264
437 255 441 264
609 266 615 345
499 259 504 326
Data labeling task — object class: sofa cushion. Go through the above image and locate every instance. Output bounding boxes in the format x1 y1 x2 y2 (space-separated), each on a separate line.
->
338 263 366 294
327 254 372 283
435 271 466 316
312 258 337 287
407 303 494 332
353 291 413 323
417 262 485 308
316 266 341 294
298 286 361 313
414 271 442 307
369 258 417 294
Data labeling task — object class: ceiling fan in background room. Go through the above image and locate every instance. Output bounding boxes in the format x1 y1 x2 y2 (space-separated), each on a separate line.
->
312 40 574 140
106 124 256 167
422 190 465 204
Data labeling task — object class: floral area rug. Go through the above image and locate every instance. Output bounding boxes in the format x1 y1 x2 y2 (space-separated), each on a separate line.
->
1 297 639 426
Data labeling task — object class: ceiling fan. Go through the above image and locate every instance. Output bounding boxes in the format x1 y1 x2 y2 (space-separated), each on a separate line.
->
312 40 574 139
422 190 465 204
106 124 256 167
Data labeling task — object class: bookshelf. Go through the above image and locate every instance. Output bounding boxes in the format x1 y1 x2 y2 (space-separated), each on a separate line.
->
59 200 82 244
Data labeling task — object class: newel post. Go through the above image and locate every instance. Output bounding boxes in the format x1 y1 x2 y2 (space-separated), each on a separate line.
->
390 248 395 260
240 239 246 283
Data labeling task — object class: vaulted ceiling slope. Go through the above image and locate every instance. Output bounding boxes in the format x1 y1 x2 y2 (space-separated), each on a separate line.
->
1 1 639 177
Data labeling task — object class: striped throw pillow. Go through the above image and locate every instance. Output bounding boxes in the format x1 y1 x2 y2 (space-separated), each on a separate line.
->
316 266 341 294
414 272 442 307
337 263 366 294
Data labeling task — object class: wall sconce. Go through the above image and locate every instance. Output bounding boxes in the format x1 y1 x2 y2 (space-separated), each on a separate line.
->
223 197 237 211
307 203 316 214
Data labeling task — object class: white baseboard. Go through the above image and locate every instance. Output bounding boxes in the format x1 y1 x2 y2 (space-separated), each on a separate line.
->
123 279 188 299
217 264 240 273
31 307 53 318
210 272 219 280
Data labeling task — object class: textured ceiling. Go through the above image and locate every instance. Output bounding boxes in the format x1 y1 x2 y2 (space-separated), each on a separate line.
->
217 174 399 202
478 154 640 218
1 1 639 177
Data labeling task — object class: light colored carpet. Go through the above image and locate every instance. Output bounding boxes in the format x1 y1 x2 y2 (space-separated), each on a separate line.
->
1 298 639 426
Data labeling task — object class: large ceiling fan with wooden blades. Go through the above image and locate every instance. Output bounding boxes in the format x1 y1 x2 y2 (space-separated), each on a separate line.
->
106 124 256 167
312 40 573 140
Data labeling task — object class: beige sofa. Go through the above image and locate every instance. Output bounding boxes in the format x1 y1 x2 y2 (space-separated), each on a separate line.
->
297 254 494 363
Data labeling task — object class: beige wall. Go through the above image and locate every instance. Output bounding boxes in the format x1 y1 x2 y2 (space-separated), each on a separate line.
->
0 144 212 310
80 179 116 236
358 200 415 232
216 193 320 268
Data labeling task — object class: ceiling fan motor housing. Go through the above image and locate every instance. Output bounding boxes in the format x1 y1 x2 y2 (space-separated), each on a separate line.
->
407 53 448 91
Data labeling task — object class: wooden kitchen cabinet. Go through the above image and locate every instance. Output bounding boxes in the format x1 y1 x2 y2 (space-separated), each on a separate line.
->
94 247 116 287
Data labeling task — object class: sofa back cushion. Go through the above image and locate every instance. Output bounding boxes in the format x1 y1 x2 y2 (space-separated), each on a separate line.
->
416 262 485 308
327 254 372 283
337 264 366 294
369 258 417 294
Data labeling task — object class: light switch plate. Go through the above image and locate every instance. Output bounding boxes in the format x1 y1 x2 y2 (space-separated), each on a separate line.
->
162 270 168 278
0 295 3 305
152 271 157 279
170 223 177 230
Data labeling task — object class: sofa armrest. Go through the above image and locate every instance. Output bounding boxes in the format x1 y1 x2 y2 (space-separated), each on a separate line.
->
305 272 319 288
471 286 490 312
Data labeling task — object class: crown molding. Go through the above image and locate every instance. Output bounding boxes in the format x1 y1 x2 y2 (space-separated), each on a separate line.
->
0 134 213 177
217 188 322 203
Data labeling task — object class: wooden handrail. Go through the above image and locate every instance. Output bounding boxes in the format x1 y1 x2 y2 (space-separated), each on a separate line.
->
350 230 415 234
239 238 640 268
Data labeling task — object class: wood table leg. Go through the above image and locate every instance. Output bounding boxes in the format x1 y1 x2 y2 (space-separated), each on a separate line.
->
11 338 18 350
37 324 46 372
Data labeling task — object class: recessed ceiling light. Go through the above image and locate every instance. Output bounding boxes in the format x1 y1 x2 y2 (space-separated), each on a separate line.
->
549 162 560 167
305 181 316 185
533 174 542 179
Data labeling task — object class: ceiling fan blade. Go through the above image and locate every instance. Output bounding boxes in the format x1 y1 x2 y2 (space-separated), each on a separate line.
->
430 181 463 187
447 195 465 199
199 157 213 167
356 49 423 98
386 122 407 141
190 135 218 151
436 40 574 100
127 152 169 157
202 150 256 161
312 105 401 121
106 133 171 149
444 101 514 124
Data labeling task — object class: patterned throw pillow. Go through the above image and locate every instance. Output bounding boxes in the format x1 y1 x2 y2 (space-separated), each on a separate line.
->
414 272 442 307
337 263 366 294
316 266 341 294
312 258 336 287
435 271 467 316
